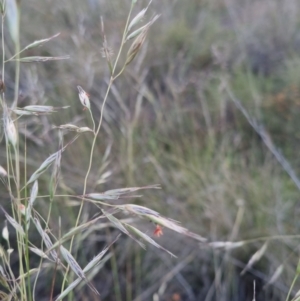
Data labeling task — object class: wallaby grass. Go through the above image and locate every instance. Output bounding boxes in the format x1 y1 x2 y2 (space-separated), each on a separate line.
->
2 0 300 300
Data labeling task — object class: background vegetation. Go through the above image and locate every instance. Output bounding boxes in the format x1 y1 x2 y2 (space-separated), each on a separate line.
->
2 0 300 300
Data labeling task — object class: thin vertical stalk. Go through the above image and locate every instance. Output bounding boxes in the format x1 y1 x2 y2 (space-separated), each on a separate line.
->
1 3 5 108
63 3 135 298
12 4 20 109
24 127 32 301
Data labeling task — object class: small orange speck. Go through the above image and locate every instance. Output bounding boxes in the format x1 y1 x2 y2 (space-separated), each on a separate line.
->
172 293 181 301
19 204 26 215
154 225 163 237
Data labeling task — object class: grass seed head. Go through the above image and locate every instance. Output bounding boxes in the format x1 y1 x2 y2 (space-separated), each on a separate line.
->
77 86 91 110
4 116 18 147
2 226 9 241
0 165 7 177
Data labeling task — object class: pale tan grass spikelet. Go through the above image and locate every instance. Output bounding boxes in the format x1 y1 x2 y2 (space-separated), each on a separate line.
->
29 247 51 260
125 224 176 257
2 226 9 241
100 17 113 61
54 124 93 133
33 218 59 262
17 55 70 63
25 181 38 230
0 165 7 177
293 289 300 300
23 33 60 50
55 236 120 301
117 204 207 242
26 136 79 185
0 206 25 236
263 264 284 288
0 246 4 258
77 86 90 110
241 242 268 275
102 210 145 249
5 120 18 147
17 268 40 281
4 115 17 147
125 14 160 66
60 245 99 295
126 15 160 41
86 184 160 200
128 0 153 32
209 241 245 250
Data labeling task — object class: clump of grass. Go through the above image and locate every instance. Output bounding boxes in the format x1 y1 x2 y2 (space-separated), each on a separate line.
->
2 1 300 300
0 1 211 300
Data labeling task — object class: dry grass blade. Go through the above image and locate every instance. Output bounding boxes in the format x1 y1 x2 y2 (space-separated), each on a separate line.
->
0 206 24 236
0 264 6 276
0 166 7 177
118 204 161 217
23 33 60 50
263 264 284 288
77 86 91 110
2 226 9 241
23 105 69 113
26 151 60 185
128 0 153 32
126 224 176 257
149 215 207 242
84 234 121 272
60 246 99 295
104 184 160 195
241 242 268 275
50 215 104 250
33 218 59 262
55 235 119 301
49 148 62 198
78 254 112 291
29 181 38 206
54 124 93 133
29 247 51 260
126 15 159 41
17 268 39 280
225 82 300 192
86 185 159 200
13 109 39 116
85 193 119 200
102 210 145 249
118 204 206 241
26 135 78 185
6 0 19 44
208 241 245 250
125 15 159 65
15 55 70 62
3 106 17 147
292 290 300 301
25 180 38 229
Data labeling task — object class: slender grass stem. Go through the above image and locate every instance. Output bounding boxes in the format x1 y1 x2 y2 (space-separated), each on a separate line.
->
0 7 5 108
286 273 298 301
12 5 20 110
24 131 32 301
62 4 135 296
